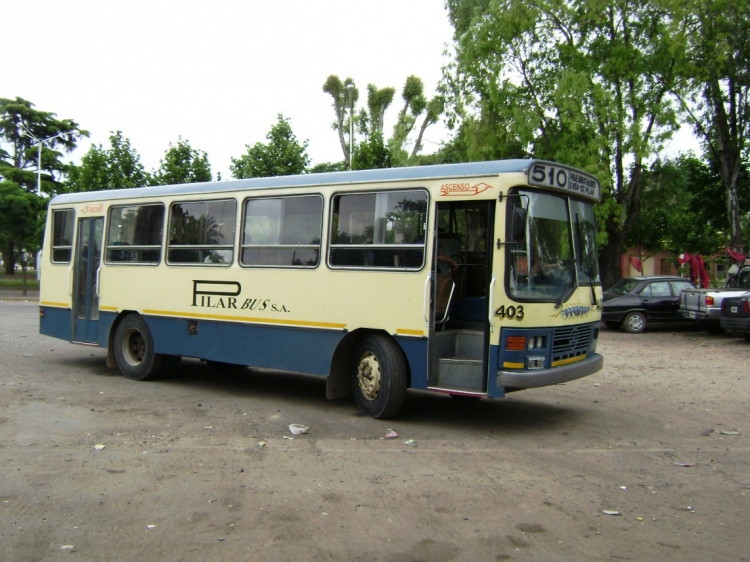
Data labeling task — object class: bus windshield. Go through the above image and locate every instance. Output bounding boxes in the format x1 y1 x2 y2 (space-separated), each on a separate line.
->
508 190 599 302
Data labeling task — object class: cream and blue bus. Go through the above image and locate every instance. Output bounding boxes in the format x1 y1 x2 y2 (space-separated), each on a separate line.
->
39 160 603 418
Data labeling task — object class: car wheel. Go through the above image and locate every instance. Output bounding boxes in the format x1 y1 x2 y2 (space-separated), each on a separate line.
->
113 314 168 381
743 332 750 342
704 322 724 335
351 334 407 419
604 321 621 330
622 311 646 333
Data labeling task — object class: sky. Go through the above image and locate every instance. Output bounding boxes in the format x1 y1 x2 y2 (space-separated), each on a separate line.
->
4 0 701 182
4 0 457 179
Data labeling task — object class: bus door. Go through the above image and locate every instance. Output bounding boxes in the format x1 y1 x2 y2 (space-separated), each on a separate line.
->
429 200 494 393
73 217 103 344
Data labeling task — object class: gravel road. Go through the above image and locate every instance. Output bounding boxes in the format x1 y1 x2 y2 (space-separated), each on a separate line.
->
2 301 749 561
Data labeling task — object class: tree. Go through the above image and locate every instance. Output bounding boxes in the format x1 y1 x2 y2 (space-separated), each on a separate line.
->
323 75 358 169
352 132 392 170
323 74 445 169
67 131 148 192
0 181 44 287
310 161 347 174
151 137 211 185
445 0 688 288
389 76 446 164
675 0 750 252
230 114 310 179
0 97 87 273
628 154 750 257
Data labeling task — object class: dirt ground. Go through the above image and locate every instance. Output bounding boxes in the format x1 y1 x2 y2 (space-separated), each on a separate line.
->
1 300 749 562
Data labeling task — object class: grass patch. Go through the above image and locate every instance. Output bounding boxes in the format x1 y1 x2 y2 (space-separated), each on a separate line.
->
0 273 40 290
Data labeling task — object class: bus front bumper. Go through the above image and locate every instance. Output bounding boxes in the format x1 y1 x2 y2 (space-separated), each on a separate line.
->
497 353 603 391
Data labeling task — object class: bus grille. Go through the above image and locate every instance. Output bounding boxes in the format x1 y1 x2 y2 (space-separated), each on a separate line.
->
552 325 594 364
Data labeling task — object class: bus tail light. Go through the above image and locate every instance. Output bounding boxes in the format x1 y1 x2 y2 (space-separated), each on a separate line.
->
506 336 526 351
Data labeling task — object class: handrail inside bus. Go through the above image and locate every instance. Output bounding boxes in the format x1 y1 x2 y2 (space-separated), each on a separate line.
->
423 275 431 326
488 273 496 333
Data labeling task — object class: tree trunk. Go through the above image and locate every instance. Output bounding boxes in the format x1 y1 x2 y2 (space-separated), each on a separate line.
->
4 240 16 275
599 224 626 290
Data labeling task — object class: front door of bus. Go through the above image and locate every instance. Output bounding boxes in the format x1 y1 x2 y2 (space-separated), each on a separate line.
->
73 217 103 344
430 201 493 393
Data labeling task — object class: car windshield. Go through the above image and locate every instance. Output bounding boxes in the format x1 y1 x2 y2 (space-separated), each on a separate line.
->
508 190 599 302
608 279 639 295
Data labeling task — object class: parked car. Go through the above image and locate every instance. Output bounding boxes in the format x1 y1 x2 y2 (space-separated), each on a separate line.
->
678 265 750 334
720 294 750 341
602 276 696 333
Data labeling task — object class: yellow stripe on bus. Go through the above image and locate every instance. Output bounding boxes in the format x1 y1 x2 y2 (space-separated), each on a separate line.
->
551 354 587 367
99 305 119 312
396 328 424 336
502 361 524 369
40 301 70 308
141 309 347 330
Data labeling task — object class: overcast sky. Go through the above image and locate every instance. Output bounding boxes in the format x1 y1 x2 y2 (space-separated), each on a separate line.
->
5 1 699 182
4 0 456 179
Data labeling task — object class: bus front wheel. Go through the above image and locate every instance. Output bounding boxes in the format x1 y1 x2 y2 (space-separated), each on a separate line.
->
350 334 407 419
114 314 169 381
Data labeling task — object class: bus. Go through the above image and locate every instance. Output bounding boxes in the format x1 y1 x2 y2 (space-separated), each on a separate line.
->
39 160 603 418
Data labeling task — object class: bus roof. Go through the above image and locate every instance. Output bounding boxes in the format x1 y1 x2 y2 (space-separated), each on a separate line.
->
48 159 594 205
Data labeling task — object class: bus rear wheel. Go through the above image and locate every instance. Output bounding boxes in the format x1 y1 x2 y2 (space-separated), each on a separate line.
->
350 334 407 419
114 314 169 381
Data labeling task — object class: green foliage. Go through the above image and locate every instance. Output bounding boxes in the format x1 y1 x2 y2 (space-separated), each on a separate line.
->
678 0 750 247
352 131 392 170
310 161 347 174
323 75 358 168
628 155 750 255
0 97 87 273
0 96 88 195
324 74 445 169
444 0 689 286
230 114 310 179
0 181 45 273
151 137 211 185
67 131 148 192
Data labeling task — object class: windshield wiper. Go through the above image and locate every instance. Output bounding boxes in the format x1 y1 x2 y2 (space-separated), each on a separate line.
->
555 260 577 308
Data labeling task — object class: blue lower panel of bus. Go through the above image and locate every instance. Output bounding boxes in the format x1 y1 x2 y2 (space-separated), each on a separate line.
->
143 315 344 375
40 306 73 342
43 308 430 386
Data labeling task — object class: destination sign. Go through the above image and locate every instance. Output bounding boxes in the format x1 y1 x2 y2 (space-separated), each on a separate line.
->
527 161 600 201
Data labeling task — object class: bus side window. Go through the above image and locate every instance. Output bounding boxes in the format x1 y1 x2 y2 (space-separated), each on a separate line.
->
328 189 428 270
51 209 75 263
106 204 164 264
241 195 323 268
167 200 237 266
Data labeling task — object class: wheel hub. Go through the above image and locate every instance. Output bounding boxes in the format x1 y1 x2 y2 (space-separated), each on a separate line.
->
357 352 381 401
125 329 145 365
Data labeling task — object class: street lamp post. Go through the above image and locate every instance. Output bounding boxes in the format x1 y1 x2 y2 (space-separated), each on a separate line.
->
17 124 76 288
346 83 354 170
18 125 73 195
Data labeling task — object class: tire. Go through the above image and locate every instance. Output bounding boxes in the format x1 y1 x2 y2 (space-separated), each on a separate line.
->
350 334 408 419
622 311 647 333
704 322 724 335
113 314 168 381
743 332 750 342
604 321 621 330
